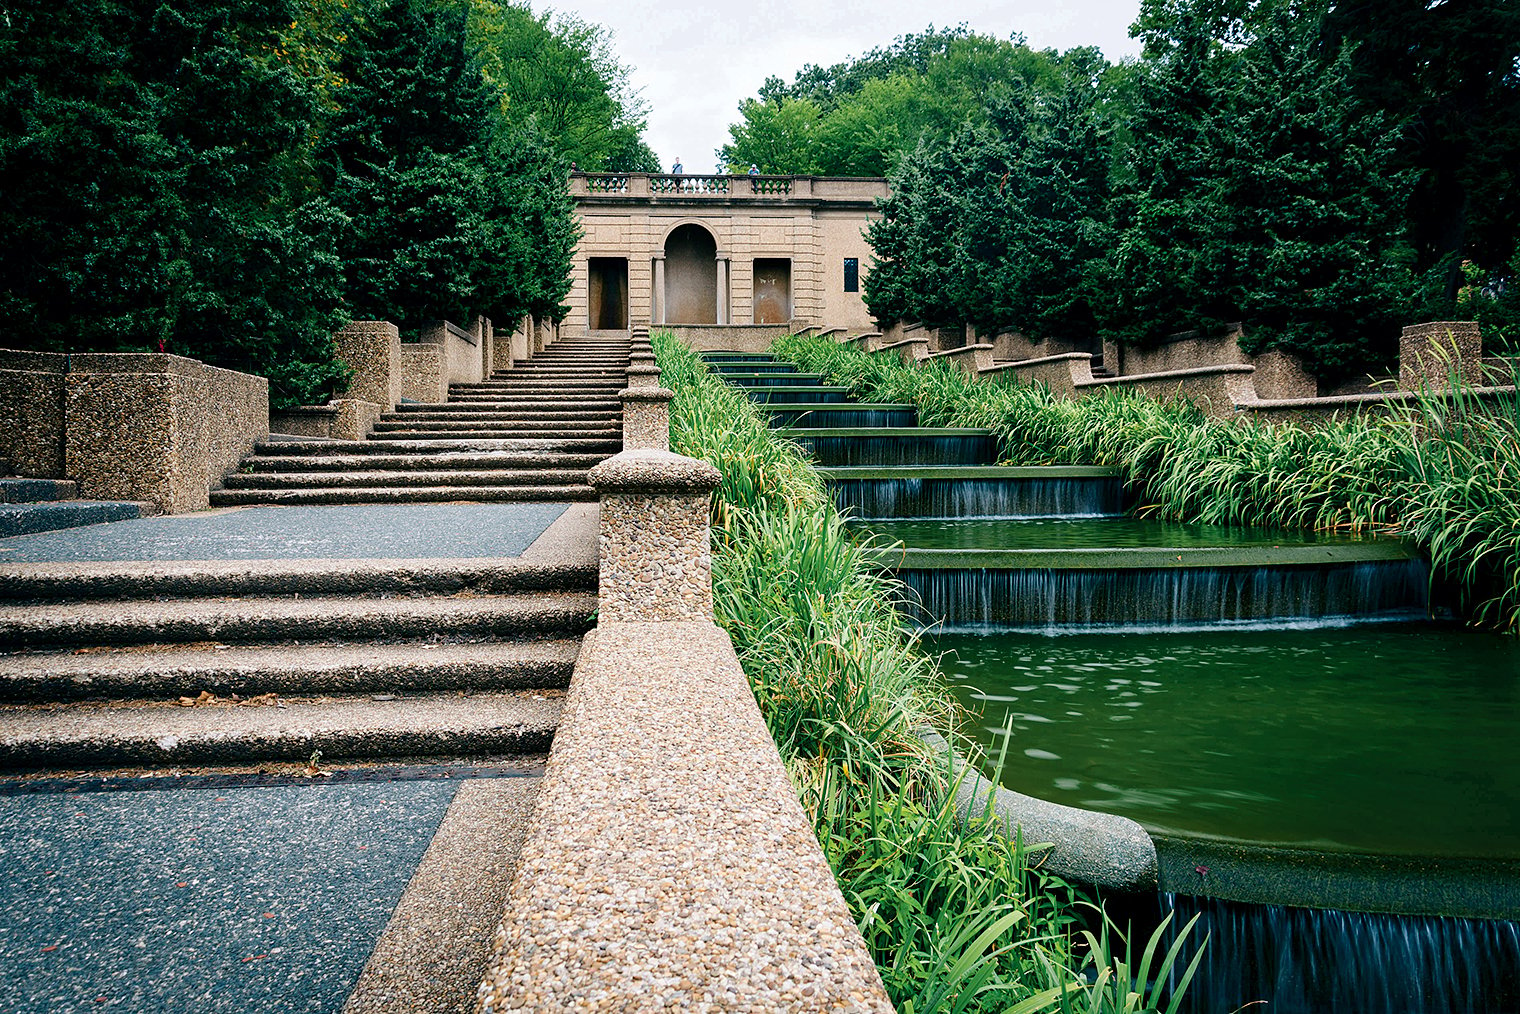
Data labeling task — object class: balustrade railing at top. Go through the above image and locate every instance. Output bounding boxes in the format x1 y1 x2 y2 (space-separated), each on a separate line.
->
585 174 629 193
575 173 806 198
651 174 730 194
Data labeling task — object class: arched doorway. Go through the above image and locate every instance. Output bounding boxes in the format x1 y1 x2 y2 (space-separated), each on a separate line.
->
664 224 717 324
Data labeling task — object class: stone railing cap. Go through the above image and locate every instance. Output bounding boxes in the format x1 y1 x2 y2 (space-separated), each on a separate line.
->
627 363 661 373
618 386 674 403
588 449 720 494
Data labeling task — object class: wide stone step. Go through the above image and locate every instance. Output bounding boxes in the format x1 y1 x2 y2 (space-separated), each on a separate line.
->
241 452 609 473
368 428 621 442
0 478 79 503
0 591 597 649
0 556 596 603
0 690 562 769
0 639 579 703
222 469 591 490
380 411 619 423
0 501 154 538
449 386 627 396
210 485 597 507
391 401 622 414
250 438 620 455
370 420 621 432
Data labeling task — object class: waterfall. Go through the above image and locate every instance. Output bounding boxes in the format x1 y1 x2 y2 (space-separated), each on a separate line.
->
790 433 998 466
894 559 1430 630
831 476 1123 519
768 408 917 428
1160 893 1520 1014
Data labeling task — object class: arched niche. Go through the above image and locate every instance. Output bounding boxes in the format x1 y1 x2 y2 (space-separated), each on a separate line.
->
663 224 718 324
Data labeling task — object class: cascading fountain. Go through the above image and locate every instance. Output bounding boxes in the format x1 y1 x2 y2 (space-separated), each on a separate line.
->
705 349 1520 1013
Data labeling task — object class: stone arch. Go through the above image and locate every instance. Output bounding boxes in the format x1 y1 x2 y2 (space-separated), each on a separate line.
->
663 223 718 325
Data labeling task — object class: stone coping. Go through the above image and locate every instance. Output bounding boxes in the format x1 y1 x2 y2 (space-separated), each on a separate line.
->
816 465 1121 479
983 352 1093 370
474 621 893 1012
1076 362 1256 388
1153 835 1520 922
1240 384 1519 411
919 730 1157 892
926 343 994 360
875 337 930 352
617 386 674 403
587 449 721 494
877 541 1415 571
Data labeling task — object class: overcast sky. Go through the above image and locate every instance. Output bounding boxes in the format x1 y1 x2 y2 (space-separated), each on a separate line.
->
547 0 1145 171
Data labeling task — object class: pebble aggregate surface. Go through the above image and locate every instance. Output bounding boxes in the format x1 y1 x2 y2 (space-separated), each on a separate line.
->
474 622 893 1012
0 779 456 1013
0 503 569 563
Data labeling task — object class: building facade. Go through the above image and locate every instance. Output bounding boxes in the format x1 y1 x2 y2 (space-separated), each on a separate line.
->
564 173 888 337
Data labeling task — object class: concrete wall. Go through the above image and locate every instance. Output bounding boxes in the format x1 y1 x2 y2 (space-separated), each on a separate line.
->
666 324 795 353
334 321 402 411
0 349 68 477
63 353 268 513
400 345 446 404
421 319 485 388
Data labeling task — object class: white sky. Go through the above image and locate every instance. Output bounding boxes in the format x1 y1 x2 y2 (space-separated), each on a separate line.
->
545 0 1145 171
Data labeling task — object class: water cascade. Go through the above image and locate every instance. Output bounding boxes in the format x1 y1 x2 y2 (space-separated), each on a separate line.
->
823 467 1124 520
702 349 1515 1011
1158 894 1520 1014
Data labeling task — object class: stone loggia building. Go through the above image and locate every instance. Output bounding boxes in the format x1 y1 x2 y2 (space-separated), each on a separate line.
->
565 173 888 342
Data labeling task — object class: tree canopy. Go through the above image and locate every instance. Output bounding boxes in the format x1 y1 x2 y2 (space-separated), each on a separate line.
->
0 0 652 405
781 4 1520 375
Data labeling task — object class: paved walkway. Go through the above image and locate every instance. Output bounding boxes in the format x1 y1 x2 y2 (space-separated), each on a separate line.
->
0 502 586 1013
0 503 569 563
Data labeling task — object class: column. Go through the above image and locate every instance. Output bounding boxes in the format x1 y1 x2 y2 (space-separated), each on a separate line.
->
716 256 730 326
652 256 666 325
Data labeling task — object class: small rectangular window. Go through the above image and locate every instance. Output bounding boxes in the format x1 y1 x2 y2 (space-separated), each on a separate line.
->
844 257 859 292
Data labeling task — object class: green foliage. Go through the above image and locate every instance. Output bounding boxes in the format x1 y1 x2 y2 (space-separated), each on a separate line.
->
1 0 645 406
657 331 1205 1012
775 335 1520 633
720 26 1065 177
0 0 349 405
469 1 657 172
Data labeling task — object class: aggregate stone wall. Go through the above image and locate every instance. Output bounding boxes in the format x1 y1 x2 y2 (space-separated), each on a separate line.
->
0 349 68 477
65 354 268 513
1401 321 1484 390
596 492 713 622
400 345 446 404
334 321 402 410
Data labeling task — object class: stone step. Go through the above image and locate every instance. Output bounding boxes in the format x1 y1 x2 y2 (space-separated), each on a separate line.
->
370 419 621 432
379 411 620 423
391 401 622 414
250 438 621 456
240 452 609 473
211 485 596 507
368 428 621 442
222 469 592 490
0 639 579 703
449 385 627 396
0 501 154 539
0 591 597 649
0 478 79 503
0 557 595 603
0 690 562 769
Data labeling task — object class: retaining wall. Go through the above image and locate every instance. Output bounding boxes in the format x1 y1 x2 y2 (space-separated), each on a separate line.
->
0 349 68 478
64 353 268 513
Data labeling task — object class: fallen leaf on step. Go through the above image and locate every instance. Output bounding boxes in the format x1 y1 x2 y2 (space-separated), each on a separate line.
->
178 690 218 707
241 693 280 707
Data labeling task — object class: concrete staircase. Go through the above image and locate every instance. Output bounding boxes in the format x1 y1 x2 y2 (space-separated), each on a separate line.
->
0 471 151 538
0 555 594 770
213 333 631 506
0 333 629 774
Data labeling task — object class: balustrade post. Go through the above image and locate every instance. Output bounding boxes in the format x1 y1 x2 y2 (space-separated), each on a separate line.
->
587 450 721 623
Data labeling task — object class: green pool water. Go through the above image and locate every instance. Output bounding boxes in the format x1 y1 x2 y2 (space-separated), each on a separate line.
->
937 625 1520 859
857 517 1375 550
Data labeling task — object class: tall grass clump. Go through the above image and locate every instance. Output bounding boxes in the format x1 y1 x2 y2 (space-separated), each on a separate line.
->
773 335 1520 632
655 331 1201 1013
